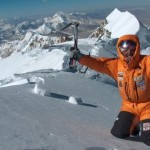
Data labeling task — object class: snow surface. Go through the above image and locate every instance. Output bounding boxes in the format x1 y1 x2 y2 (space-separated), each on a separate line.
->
0 9 150 150
0 48 67 81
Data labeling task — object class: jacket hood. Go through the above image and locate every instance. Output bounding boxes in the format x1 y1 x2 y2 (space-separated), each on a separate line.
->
117 34 140 70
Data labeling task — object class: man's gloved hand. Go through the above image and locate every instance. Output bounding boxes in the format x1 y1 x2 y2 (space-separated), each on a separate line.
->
69 47 84 61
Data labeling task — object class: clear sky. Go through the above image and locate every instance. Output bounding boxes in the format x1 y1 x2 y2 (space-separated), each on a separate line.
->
0 0 150 19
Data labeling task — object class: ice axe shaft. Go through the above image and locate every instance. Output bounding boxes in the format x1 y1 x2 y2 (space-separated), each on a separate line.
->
60 22 79 51
72 22 79 51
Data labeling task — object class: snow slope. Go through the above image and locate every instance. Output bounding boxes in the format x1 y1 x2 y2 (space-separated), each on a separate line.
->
0 48 66 82
0 41 149 150
0 71 149 150
0 9 150 150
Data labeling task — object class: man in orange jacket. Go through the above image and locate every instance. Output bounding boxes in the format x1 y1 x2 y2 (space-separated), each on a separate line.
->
71 34 150 145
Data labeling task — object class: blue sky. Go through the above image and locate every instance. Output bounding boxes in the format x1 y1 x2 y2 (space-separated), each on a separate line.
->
0 0 150 19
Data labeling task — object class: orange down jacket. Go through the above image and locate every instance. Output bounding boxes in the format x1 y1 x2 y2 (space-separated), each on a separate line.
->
79 34 150 121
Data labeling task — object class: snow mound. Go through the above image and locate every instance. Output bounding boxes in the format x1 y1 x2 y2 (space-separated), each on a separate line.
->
105 8 140 38
33 77 51 96
68 96 83 105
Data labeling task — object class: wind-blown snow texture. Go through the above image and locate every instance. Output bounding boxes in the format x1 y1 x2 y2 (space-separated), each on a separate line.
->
0 9 150 150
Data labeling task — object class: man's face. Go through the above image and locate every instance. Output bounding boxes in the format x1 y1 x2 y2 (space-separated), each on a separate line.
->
119 40 136 64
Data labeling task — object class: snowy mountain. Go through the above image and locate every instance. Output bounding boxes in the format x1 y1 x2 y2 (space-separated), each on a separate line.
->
104 8 150 49
91 8 140 38
89 8 150 51
0 8 150 150
0 12 98 43
104 8 140 38
1 8 150 83
0 12 99 58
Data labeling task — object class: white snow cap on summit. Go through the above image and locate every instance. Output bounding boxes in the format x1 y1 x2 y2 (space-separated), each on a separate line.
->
105 8 140 38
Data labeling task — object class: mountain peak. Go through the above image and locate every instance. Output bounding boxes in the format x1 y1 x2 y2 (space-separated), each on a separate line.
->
105 8 140 38
52 12 69 23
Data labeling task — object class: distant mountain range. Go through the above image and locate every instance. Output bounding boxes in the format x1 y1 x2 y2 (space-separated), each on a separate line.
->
0 12 99 43
0 12 101 58
0 7 150 59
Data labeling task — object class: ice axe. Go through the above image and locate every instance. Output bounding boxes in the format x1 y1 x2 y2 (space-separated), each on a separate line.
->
60 22 79 68
60 22 88 73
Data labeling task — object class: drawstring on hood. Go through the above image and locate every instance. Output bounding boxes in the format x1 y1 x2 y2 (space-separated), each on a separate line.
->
117 35 140 70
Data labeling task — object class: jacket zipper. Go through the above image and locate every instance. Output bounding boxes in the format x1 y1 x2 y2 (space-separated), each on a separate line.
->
134 81 139 100
125 82 131 101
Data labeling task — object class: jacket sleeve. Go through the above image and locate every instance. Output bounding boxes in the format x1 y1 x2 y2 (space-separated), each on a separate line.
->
146 55 150 76
79 55 118 80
